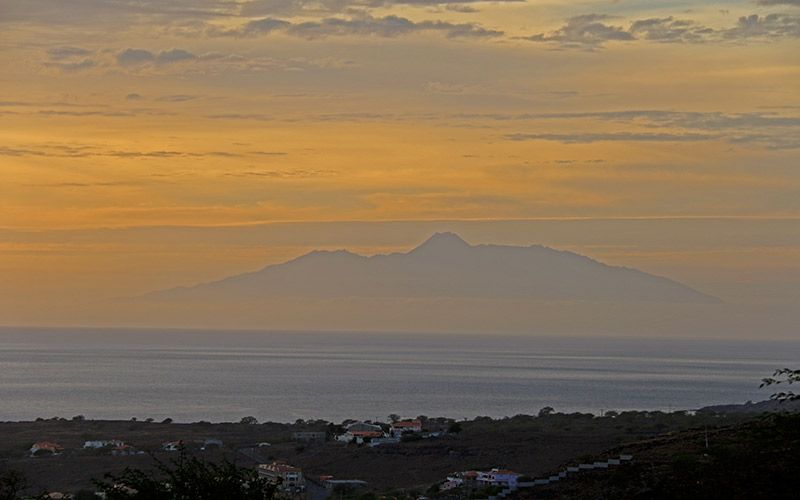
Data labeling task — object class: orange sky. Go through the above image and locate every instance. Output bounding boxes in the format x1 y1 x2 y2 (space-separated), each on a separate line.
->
1 0 799 332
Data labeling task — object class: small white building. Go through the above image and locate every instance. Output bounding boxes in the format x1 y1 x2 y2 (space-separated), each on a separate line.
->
162 440 183 451
84 440 124 449
477 468 520 487
257 462 305 493
367 437 400 447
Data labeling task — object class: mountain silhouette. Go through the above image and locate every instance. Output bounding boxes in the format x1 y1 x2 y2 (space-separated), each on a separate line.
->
147 232 717 303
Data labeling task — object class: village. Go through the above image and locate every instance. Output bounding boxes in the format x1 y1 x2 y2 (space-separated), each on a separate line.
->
13 414 648 500
3 405 780 499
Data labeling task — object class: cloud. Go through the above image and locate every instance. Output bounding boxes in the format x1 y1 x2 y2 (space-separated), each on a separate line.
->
156 48 196 63
156 94 202 102
116 48 198 66
756 0 800 6
294 16 499 39
116 48 156 65
536 110 800 130
0 0 240 25
495 109 799 148
521 14 633 49
46 46 93 60
0 143 263 159
629 17 715 43
728 134 800 150
42 46 98 72
249 151 289 156
452 110 800 131
238 17 292 35
206 113 273 121
723 14 800 39
222 169 337 178
42 59 97 72
0 146 48 157
444 4 479 13
209 14 502 39
238 0 521 17
27 182 134 188
505 132 717 143
38 110 135 117
524 12 800 48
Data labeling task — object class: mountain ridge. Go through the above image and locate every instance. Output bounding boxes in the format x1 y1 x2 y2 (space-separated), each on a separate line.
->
145 232 719 304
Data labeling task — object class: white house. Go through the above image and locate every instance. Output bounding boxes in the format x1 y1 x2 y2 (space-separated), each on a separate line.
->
477 468 520 487
336 422 386 443
257 462 305 493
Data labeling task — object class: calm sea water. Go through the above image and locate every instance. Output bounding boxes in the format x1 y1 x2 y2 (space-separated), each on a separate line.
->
1 328 798 423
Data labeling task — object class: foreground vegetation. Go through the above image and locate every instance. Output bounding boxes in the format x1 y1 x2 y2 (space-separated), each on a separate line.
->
524 412 800 499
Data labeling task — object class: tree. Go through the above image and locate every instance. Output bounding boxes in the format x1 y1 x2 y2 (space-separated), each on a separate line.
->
240 416 259 425
0 469 27 500
761 368 800 402
447 422 462 434
538 406 555 417
95 451 278 500
388 414 401 423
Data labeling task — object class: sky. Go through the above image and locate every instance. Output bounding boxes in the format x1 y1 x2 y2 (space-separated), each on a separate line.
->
0 0 799 334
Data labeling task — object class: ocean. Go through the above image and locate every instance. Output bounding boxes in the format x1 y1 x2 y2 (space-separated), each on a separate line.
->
1 328 797 423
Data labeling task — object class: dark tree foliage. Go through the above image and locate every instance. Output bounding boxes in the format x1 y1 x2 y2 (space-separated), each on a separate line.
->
95 451 278 500
760 368 800 402
538 406 555 417
0 469 28 500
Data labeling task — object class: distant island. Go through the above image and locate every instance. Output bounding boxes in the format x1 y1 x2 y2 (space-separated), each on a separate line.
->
148 232 717 304
109 232 740 334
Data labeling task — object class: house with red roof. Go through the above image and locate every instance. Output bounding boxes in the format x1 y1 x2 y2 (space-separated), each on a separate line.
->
257 462 305 494
336 422 387 444
30 441 63 456
390 419 422 437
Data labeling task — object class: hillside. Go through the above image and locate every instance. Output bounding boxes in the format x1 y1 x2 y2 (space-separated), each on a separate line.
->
522 413 800 499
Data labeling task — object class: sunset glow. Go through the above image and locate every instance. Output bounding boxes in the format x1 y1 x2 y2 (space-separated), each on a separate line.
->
1 0 798 331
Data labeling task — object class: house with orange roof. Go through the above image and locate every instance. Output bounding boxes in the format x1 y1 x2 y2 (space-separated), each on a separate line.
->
30 441 63 457
336 422 387 444
390 419 422 437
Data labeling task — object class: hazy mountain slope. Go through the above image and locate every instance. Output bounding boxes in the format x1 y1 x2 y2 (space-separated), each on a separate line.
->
147 232 717 303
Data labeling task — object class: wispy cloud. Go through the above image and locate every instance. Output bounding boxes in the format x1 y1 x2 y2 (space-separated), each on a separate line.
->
116 48 197 65
519 14 633 49
523 12 800 48
505 132 717 143
222 169 337 178
205 14 503 39
756 0 800 6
